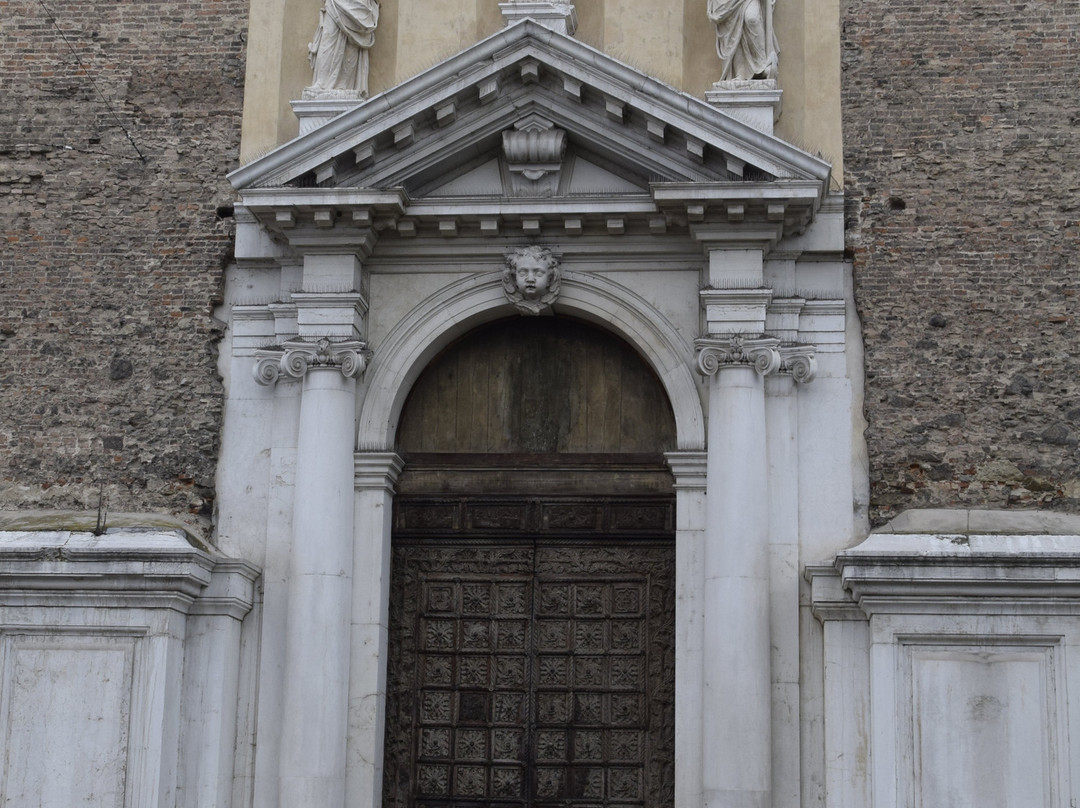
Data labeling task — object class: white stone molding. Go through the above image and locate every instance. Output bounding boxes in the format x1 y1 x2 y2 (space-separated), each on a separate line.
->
346 451 404 806
253 337 369 386
356 269 706 451
700 287 773 334
499 1 578 35
696 334 782 376
353 452 404 492
502 245 562 314
779 344 816 383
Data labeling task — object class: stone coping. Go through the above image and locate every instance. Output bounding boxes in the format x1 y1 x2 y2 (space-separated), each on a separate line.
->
0 510 209 551
876 508 1080 537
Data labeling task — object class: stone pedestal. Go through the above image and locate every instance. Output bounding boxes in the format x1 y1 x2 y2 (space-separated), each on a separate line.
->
705 80 783 135
499 1 577 36
292 97 363 137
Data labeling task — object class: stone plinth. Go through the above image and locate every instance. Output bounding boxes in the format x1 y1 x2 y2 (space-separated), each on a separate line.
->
705 80 782 135
292 96 364 137
499 1 577 36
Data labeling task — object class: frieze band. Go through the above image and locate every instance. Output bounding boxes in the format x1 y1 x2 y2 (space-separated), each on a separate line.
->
253 337 370 385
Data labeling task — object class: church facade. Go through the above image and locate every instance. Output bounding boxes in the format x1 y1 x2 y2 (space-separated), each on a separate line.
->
1 2 1078 807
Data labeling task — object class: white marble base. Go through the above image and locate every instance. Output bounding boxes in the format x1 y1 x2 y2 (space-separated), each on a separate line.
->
0 527 257 808
810 512 1080 808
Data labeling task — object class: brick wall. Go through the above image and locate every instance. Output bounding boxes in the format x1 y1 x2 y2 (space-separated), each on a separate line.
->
0 1 247 538
841 0 1080 524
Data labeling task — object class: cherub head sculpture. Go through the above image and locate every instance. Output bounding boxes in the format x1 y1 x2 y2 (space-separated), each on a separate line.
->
503 246 561 315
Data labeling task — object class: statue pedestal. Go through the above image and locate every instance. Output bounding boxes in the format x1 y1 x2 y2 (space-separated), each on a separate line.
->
705 80 782 136
292 94 363 136
499 1 578 35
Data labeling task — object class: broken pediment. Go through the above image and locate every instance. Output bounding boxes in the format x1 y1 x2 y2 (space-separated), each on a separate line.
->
229 19 833 242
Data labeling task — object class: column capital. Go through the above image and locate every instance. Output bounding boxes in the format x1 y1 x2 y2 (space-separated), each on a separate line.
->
695 335 781 377
779 344 817 384
254 337 370 386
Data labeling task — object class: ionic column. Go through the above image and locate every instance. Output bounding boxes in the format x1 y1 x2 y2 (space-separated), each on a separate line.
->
255 339 369 807
696 335 781 808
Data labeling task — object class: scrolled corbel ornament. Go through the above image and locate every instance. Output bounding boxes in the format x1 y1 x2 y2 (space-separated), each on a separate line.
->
503 245 561 315
253 337 371 386
779 344 817 384
695 335 782 377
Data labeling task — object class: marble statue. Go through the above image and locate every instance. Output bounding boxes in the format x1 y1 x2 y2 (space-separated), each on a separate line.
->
503 246 561 315
307 0 380 97
707 0 778 81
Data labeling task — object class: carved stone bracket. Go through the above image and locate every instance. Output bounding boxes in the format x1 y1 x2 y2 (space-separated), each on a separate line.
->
779 344 817 384
253 337 370 386
695 335 781 377
503 115 568 196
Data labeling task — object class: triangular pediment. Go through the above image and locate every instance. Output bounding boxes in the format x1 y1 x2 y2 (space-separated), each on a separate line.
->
230 20 829 192
229 20 832 241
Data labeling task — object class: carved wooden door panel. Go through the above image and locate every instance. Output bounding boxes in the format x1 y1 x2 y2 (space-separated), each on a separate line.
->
383 541 675 808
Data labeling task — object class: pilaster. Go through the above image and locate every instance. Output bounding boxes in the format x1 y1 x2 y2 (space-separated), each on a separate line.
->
346 453 405 808
665 451 709 808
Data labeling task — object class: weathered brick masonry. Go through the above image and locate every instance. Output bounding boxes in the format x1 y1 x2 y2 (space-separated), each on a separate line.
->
0 1 247 538
842 0 1080 524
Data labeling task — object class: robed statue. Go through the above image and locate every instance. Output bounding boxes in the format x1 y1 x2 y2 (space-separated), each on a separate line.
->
307 0 380 97
707 0 778 81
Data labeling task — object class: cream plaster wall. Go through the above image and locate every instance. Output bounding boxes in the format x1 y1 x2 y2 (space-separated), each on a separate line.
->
239 0 843 180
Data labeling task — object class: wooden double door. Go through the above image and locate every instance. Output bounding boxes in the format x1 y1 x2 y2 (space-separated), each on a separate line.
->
385 316 679 808
382 534 675 808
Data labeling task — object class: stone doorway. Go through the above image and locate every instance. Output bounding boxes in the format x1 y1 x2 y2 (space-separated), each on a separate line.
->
382 317 678 808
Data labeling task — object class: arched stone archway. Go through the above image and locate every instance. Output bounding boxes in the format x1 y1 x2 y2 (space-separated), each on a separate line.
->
356 270 705 454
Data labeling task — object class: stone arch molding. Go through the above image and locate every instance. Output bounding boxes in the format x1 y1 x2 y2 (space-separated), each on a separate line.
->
356 269 706 452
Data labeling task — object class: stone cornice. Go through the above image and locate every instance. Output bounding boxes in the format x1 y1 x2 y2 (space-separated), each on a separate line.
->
354 452 406 492
834 531 1080 616
254 337 371 386
664 451 708 491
